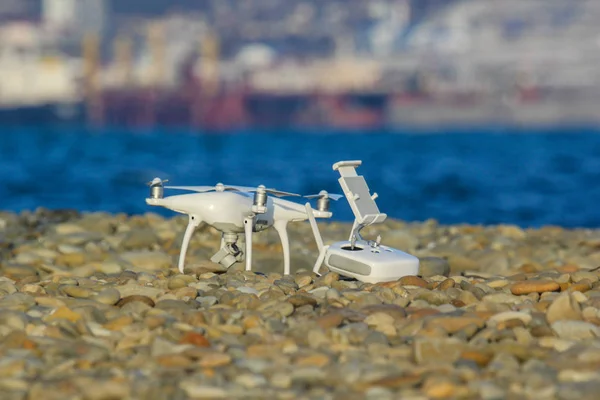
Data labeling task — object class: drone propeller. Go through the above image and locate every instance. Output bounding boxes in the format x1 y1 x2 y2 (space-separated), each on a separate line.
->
165 183 300 197
245 185 300 198
165 182 235 193
304 190 342 212
148 177 169 186
304 190 344 201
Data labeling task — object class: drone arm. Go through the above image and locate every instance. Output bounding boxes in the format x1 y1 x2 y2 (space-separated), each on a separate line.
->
179 215 201 273
244 215 254 271
273 220 291 275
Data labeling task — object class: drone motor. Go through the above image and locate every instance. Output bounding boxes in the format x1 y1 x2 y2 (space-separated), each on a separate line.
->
148 178 168 199
252 185 268 214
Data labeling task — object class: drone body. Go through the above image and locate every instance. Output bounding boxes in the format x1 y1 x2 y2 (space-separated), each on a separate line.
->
149 192 288 232
145 182 333 274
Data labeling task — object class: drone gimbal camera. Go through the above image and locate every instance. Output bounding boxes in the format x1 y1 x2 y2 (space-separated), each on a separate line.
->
209 185 270 268
306 161 420 283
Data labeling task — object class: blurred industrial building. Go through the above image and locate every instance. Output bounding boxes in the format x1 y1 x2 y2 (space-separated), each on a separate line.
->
1 0 600 129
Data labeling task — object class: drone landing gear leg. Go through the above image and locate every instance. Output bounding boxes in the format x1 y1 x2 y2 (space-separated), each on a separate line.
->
179 215 201 274
305 203 328 276
244 216 254 271
312 250 328 276
273 220 290 275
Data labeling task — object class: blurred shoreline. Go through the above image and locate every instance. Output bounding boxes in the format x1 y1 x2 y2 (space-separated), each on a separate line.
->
3 93 600 131
3 1 600 130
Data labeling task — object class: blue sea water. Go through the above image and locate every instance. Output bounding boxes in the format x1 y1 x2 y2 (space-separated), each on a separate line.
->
2 125 600 228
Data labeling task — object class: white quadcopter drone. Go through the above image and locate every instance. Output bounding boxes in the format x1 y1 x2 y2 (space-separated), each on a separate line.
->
145 160 419 283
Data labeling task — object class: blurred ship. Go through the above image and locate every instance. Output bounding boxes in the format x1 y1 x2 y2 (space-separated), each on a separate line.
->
0 21 85 126
75 29 561 131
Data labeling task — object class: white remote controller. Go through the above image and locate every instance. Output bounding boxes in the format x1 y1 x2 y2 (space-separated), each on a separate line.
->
307 160 420 283
324 240 419 283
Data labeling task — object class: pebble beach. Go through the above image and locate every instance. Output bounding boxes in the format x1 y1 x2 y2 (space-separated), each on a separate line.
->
1 209 600 399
